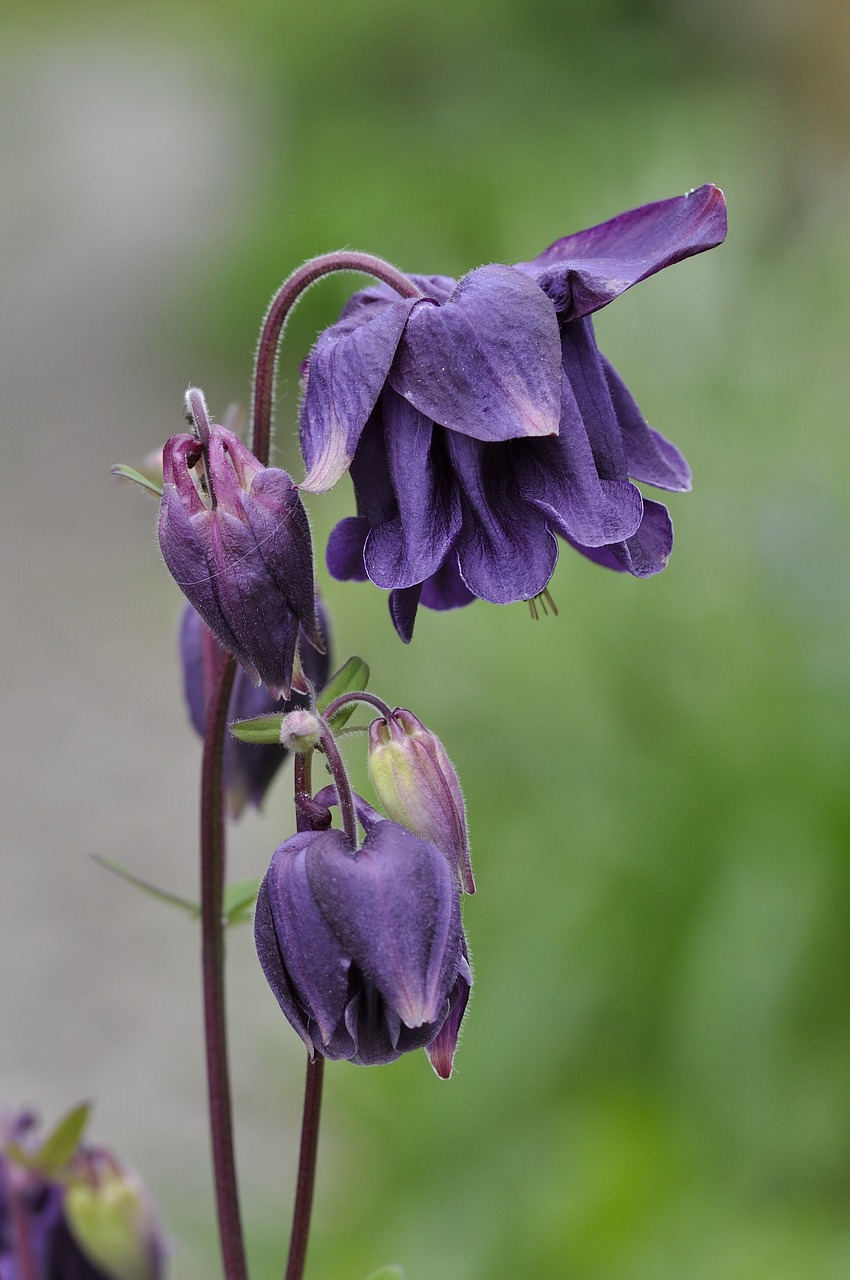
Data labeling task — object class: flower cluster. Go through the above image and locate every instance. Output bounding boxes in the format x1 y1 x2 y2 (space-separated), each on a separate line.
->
298 184 727 638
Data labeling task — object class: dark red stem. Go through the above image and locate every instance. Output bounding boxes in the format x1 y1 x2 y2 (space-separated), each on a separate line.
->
283 1056 325 1280
9 1186 38 1280
200 652 248 1280
250 251 422 466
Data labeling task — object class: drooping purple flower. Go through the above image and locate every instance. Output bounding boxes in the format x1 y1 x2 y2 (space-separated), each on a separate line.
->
159 420 320 695
180 602 331 818
254 806 472 1076
300 185 727 639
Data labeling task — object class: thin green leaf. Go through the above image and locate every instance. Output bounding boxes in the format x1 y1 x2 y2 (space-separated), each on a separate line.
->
35 1103 91 1175
92 855 200 919
229 714 284 744
318 656 370 728
223 878 260 926
110 464 163 498
362 1268 404 1280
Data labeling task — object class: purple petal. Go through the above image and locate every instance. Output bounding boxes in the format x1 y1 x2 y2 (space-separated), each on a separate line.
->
326 517 370 582
448 433 559 604
241 468 320 646
257 833 355 1055
426 946 472 1080
602 356 691 492
419 556 476 611
518 185 727 320
389 585 422 643
389 265 562 442
300 296 419 492
516 371 643 548
306 820 461 1029
567 498 674 577
364 389 462 589
559 318 628 481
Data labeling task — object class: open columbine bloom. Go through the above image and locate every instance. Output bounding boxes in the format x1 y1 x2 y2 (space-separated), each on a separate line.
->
254 805 471 1077
299 185 727 639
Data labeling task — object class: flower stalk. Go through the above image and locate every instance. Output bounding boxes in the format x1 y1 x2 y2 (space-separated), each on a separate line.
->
251 252 423 467
199 650 248 1280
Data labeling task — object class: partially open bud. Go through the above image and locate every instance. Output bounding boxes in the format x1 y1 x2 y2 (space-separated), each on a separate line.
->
368 709 474 894
159 407 320 698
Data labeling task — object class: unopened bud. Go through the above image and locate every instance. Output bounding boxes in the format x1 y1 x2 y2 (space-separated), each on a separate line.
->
279 710 322 752
64 1154 165 1280
368 709 474 893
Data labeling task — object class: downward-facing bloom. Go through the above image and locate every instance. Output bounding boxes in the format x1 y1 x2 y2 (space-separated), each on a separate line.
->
159 417 320 696
180 602 331 817
299 185 727 639
254 806 471 1077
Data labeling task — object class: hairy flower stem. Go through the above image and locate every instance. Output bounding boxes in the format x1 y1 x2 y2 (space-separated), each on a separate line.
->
322 690 395 724
200 651 248 1280
251 252 422 467
318 725 358 847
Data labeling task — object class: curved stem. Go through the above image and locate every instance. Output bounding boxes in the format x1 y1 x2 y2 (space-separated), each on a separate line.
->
200 652 248 1280
283 1056 325 1280
318 726 358 847
250 251 422 466
322 690 395 725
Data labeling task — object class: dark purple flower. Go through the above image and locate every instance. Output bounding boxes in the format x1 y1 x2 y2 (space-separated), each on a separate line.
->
180 602 331 818
159 421 320 696
300 185 727 639
254 808 472 1076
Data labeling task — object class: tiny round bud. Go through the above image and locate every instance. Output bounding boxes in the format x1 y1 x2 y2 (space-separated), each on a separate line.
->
279 710 322 752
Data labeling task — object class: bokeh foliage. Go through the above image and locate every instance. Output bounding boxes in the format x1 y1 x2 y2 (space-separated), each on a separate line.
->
4 0 849 1276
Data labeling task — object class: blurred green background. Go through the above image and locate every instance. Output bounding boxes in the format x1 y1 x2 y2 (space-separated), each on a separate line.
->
1 1 849 1278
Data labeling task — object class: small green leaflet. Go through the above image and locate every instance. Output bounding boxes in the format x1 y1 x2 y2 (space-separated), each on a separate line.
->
110 464 163 498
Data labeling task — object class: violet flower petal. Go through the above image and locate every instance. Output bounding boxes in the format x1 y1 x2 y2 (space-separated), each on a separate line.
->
306 821 461 1029
389 265 562 442
447 433 559 603
300 296 419 492
256 832 355 1055
364 388 463 589
567 497 673 577
426 948 472 1080
602 356 692 491
518 184 727 320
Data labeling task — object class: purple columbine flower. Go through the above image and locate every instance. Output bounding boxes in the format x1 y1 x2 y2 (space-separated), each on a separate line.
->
180 602 331 818
159 416 320 696
254 806 472 1077
299 185 727 639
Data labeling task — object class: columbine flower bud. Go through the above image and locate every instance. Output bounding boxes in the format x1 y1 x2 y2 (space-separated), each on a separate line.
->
180 603 331 818
159 414 320 698
279 710 321 752
1 1110 165 1280
368 708 474 893
254 804 472 1076
63 1149 165 1280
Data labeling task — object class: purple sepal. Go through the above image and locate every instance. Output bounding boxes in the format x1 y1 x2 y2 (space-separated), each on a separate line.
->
517 184 727 320
389 265 562 442
426 945 472 1079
